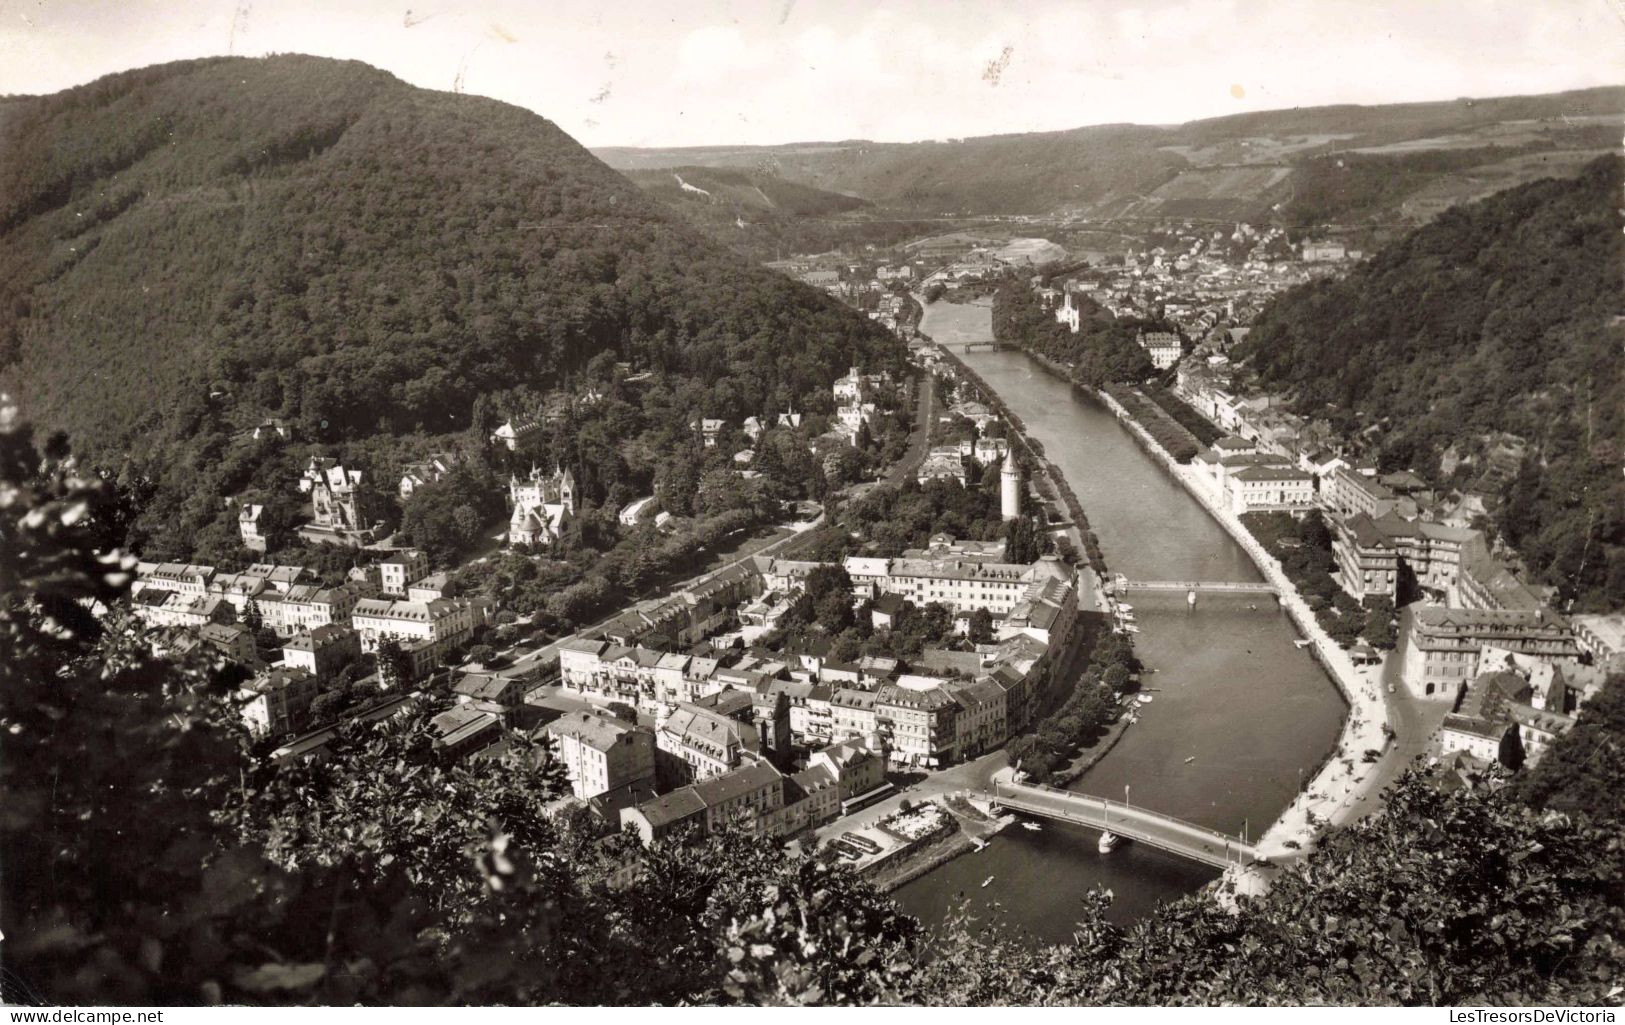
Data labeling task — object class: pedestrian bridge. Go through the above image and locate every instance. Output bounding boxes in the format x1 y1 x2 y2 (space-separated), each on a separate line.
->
1118 579 1278 595
992 781 1263 869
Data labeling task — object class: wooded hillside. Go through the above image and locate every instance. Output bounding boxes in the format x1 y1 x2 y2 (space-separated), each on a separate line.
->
0 56 903 554
1237 156 1624 609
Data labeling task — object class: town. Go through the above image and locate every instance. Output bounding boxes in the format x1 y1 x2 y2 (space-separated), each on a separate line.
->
6 10 1623 1007
121 349 1106 876
117 219 1625 889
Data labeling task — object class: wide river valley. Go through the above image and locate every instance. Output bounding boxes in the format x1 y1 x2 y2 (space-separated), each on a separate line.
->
891 300 1344 943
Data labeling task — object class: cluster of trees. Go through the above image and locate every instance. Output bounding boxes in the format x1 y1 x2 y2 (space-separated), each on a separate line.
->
1514 672 1625 823
1 55 903 563
1241 512 1396 650
398 467 507 565
1102 384 1203 463
1142 384 1223 447
4 421 1622 1006
1280 137 1613 226
990 277 1157 388
622 165 942 264
1006 632 1135 784
454 504 759 630
1239 156 1624 610
604 87 1621 220
765 565 962 664
836 472 1041 558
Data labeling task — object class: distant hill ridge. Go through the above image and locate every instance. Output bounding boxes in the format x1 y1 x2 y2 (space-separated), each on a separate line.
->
596 86 1624 220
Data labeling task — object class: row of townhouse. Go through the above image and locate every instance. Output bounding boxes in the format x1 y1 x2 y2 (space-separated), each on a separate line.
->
558 629 1055 774
813 634 1051 769
128 559 407 633
557 639 748 712
130 561 316 629
597 562 760 649
619 738 886 845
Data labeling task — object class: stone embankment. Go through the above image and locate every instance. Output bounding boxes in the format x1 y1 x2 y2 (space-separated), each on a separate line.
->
972 337 1400 897
1094 385 1397 891
933 343 1111 591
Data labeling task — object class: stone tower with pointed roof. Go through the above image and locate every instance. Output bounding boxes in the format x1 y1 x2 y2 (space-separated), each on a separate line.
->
1000 446 1020 522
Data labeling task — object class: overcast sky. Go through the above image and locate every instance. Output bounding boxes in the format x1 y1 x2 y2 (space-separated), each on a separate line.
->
3 0 1621 148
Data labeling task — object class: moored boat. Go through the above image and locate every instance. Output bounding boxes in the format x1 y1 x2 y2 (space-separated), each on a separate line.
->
1098 831 1119 853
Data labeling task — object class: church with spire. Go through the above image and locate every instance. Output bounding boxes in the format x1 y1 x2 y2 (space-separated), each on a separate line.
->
508 466 575 549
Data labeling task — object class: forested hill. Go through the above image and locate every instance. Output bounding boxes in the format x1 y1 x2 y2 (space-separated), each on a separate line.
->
0 55 901 477
1236 155 1624 610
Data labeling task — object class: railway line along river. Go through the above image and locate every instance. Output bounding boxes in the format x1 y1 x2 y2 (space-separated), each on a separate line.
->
892 299 1345 943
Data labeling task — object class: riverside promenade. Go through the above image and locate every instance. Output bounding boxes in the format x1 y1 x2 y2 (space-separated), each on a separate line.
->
1092 388 1401 893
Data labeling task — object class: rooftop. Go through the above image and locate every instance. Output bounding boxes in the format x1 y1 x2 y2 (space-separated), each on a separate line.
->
544 710 640 752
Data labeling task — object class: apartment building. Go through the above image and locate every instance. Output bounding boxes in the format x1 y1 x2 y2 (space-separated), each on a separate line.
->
844 553 1070 617
351 596 477 680
239 667 321 738
1323 467 1396 520
1401 607 1579 702
280 624 360 679
874 681 959 768
379 549 430 596
543 711 657 801
657 701 761 783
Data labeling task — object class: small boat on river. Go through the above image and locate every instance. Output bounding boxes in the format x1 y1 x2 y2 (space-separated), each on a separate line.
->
1136 694 1155 705
1098 831 1120 853
1294 639 1312 649
981 875 995 888
1021 821 1042 832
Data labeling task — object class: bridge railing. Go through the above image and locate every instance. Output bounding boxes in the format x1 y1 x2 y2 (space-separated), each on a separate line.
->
996 781 1246 843
1119 580 1276 591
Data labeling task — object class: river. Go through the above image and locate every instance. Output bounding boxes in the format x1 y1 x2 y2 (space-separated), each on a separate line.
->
891 299 1345 943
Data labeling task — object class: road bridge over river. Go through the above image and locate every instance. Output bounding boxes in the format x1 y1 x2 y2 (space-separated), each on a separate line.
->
993 781 1264 869
1118 579 1278 596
